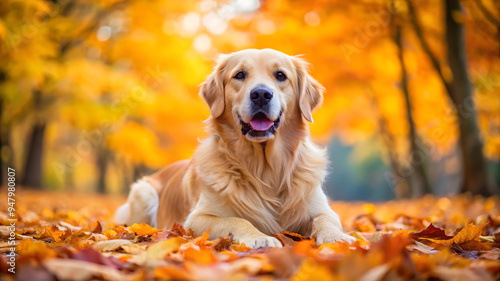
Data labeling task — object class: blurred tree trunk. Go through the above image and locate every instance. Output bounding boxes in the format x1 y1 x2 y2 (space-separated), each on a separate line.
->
371 91 411 198
21 125 46 188
394 21 432 197
21 90 46 188
445 0 495 196
96 145 110 194
0 125 13 186
406 0 496 196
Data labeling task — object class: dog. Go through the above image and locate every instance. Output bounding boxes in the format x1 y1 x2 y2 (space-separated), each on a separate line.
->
115 49 355 248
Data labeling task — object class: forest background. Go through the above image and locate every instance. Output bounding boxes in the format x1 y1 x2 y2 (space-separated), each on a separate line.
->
1 0 499 200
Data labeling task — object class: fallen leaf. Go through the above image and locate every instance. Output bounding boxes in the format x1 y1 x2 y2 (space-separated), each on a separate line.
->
154 266 192 280
92 239 133 252
407 241 439 255
43 258 137 281
17 239 56 262
126 223 162 236
92 221 103 234
359 264 390 281
423 224 487 245
411 224 454 240
70 248 132 270
146 237 185 260
183 247 218 264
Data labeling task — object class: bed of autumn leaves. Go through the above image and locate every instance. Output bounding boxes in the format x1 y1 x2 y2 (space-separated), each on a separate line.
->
1 191 500 280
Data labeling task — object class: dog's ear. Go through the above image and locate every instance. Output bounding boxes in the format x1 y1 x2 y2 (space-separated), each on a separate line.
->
292 56 325 123
199 54 229 118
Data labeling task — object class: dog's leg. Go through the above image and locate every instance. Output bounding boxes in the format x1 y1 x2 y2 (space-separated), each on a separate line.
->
308 186 356 244
185 213 282 249
115 179 159 227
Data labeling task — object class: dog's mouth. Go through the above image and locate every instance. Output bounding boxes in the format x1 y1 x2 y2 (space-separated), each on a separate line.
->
239 111 282 138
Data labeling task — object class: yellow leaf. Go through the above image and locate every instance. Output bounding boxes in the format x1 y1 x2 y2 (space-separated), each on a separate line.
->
147 237 185 260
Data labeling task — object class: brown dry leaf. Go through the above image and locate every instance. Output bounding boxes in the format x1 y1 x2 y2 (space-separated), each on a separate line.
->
212 236 233 252
479 248 500 260
458 240 491 251
424 224 487 245
170 222 188 237
274 232 295 247
92 221 103 234
281 231 308 241
2 192 500 280
411 224 454 240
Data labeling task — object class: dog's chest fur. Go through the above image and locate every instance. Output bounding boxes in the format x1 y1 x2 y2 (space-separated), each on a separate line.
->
194 135 328 236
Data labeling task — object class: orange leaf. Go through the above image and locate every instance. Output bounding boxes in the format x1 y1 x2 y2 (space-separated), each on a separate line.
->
423 224 486 245
154 266 192 280
103 229 119 239
194 231 210 248
293 240 316 256
17 239 56 261
127 223 163 236
183 247 218 265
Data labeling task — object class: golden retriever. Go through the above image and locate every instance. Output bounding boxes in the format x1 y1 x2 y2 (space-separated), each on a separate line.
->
115 49 355 248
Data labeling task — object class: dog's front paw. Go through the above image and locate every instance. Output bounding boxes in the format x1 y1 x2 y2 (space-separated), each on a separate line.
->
315 230 356 245
239 236 283 249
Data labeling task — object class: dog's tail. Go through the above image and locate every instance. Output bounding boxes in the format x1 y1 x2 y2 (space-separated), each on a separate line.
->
115 179 159 227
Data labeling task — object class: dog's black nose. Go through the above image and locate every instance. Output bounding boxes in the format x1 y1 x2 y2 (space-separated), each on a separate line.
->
250 87 273 106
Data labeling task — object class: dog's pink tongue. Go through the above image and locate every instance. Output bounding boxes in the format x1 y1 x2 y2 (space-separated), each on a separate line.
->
250 118 274 131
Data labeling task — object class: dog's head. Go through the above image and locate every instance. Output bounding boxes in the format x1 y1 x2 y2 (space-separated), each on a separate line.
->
200 49 324 142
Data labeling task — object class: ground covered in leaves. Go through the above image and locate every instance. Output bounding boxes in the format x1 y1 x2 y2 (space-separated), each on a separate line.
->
1 191 500 280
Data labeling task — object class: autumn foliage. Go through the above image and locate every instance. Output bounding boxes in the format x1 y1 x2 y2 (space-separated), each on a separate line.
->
1 0 498 196
1 191 499 280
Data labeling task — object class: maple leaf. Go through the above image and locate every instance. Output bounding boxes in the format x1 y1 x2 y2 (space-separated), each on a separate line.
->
212 235 233 252
422 224 487 245
170 222 188 237
411 224 454 240
126 223 163 236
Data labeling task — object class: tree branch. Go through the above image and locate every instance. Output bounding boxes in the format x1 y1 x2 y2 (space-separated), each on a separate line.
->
404 0 457 105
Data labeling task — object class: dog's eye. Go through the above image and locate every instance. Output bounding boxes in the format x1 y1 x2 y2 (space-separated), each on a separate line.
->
234 71 245 80
275 71 287 81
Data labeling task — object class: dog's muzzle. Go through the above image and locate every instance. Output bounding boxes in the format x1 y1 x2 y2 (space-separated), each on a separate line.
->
239 111 282 137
